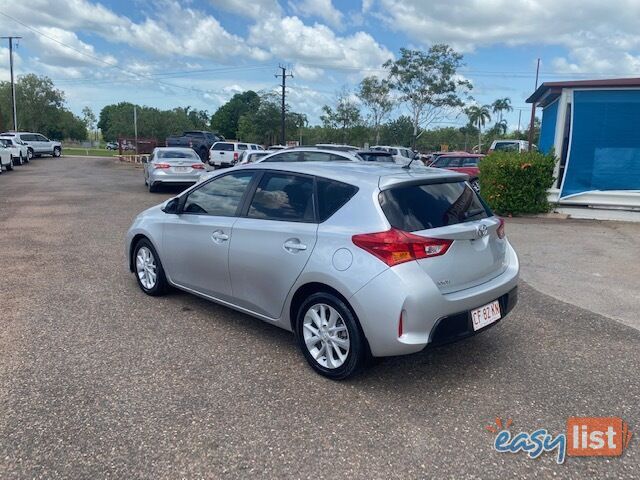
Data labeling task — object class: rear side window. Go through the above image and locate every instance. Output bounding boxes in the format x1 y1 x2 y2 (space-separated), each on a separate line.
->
262 151 302 162
248 173 314 222
317 178 358 222
237 144 248 150
462 157 479 166
379 181 490 232
212 142 234 151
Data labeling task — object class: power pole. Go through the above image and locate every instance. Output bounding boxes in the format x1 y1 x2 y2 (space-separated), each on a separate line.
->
1 36 22 131
133 105 138 155
527 58 540 151
517 110 522 133
275 65 293 146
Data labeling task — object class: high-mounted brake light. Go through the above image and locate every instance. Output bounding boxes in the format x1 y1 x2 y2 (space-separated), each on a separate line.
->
352 228 452 267
233 152 239 162
497 218 506 239
154 163 171 169
191 163 205 169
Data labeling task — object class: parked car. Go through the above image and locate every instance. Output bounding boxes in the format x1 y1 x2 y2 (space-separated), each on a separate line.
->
166 131 223 162
126 162 519 379
430 153 483 192
0 132 62 159
239 150 273 165
0 136 29 165
257 147 362 163
209 141 264 168
105 142 118 150
371 145 416 163
356 150 396 163
143 147 206 193
488 140 537 154
0 142 14 172
423 151 467 166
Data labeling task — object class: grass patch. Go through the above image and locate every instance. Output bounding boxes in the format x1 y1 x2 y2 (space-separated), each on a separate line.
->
64 148 118 157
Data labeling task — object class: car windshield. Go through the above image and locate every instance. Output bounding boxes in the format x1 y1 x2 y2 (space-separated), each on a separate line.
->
379 181 490 232
494 142 520 151
156 150 197 159
358 152 394 163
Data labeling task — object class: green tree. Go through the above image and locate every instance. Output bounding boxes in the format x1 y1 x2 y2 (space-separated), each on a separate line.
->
82 106 97 140
357 76 393 144
380 115 414 146
237 93 307 146
320 89 361 144
384 45 471 148
210 90 260 139
0 74 86 140
491 97 513 124
465 104 491 152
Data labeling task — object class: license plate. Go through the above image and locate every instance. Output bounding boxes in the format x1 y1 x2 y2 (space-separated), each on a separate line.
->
471 300 501 331
174 166 188 172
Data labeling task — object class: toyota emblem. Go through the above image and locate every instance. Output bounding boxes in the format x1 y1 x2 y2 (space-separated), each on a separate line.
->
476 224 488 238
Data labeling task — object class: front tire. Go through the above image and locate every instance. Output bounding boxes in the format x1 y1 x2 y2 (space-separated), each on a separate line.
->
133 239 168 296
27 148 34 161
21 153 27 164
53 147 61 157
295 292 368 380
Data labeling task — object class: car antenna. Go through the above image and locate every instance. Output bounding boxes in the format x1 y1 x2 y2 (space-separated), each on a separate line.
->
402 157 417 169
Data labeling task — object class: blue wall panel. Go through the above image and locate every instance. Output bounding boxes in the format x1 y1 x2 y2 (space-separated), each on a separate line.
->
561 90 640 197
538 100 558 154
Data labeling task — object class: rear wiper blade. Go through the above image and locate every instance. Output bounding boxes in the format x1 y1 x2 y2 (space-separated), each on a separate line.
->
464 208 486 219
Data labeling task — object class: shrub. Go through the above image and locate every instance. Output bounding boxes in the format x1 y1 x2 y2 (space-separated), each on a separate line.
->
479 150 556 215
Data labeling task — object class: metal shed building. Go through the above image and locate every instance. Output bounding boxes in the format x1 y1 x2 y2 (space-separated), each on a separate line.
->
527 78 640 210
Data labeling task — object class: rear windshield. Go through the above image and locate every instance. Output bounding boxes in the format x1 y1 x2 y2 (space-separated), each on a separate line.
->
358 152 394 163
157 150 198 159
379 181 490 231
212 143 234 151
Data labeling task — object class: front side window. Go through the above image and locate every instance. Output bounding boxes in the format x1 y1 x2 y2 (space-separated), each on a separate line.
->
462 157 480 166
37 135 49 142
182 172 254 216
248 173 314 222
494 142 519 152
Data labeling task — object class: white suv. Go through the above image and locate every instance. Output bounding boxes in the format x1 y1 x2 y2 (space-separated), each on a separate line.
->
209 141 263 168
1 132 62 160
0 136 29 165
371 145 415 164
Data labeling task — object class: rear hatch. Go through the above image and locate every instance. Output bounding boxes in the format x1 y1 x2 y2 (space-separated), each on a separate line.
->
378 177 507 294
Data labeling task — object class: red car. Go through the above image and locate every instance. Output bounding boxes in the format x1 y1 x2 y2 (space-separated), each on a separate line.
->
430 153 483 191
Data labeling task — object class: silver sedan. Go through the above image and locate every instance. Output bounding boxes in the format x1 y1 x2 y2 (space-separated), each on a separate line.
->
126 162 519 379
144 147 206 192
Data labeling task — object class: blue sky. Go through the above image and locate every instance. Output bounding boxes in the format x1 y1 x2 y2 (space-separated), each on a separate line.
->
1 0 639 129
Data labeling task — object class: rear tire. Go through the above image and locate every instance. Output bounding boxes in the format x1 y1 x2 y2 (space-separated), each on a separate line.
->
133 239 168 296
295 292 368 380
148 182 158 193
21 153 27 164
7 156 14 171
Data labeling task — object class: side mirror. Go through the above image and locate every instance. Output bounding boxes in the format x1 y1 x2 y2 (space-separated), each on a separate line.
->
141 156 149 163
162 197 180 214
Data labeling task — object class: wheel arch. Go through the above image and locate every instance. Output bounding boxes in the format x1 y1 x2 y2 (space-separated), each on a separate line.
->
288 281 372 356
128 233 159 272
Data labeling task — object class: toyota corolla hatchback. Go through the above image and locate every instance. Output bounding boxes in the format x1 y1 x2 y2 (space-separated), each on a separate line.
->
126 162 519 379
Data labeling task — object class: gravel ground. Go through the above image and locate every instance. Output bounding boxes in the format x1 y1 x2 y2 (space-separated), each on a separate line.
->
0 156 639 479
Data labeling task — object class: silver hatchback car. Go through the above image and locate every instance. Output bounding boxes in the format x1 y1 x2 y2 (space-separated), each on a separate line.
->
126 162 519 379
144 147 206 192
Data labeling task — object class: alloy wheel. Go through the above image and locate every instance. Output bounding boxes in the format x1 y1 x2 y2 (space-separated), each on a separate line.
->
302 303 350 369
136 246 157 289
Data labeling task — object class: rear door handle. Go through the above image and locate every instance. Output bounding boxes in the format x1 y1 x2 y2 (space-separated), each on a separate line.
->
283 239 307 252
211 230 229 243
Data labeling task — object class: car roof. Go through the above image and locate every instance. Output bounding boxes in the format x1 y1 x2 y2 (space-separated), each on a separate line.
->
439 153 484 157
154 147 197 152
230 161 466 189
357 150 392 155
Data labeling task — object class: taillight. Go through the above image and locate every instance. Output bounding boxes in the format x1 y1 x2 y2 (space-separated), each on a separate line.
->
191 163 205 169
352 228 452 267
233 152 239 162
189 141 193 148
154 163 170 169
497 218 506 239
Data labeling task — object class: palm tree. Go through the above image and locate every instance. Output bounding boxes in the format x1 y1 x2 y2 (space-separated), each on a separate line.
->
495 119 508 135
465 105 491 152
491 97 513 123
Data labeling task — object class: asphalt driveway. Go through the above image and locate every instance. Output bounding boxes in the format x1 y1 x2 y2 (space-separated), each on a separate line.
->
0 157 638 479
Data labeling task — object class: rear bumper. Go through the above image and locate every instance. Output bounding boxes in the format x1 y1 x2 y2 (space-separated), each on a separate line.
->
149 172 201 184
349 241 519 357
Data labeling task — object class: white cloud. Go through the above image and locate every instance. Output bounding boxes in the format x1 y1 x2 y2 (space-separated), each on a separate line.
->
378 0 640 75
248 16 393 71
209 0 282 19
33 27 118 67
293 63 324 81
289 0 344 29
